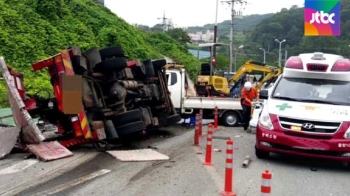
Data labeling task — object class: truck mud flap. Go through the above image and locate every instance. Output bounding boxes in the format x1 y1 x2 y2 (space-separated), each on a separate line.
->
27 141 73 162
0 126 20 159
0 57 45 143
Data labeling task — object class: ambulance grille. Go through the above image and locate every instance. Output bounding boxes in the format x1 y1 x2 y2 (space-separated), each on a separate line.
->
278 116 340 134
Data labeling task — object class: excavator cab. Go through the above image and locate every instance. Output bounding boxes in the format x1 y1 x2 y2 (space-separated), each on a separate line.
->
195 43 230 97
228 60 282 97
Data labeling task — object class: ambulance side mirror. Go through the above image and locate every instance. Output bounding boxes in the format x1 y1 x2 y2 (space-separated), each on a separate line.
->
259 89 269 100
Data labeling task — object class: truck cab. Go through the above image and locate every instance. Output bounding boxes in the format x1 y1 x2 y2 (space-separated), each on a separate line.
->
166 66 243 126
256 52 350 167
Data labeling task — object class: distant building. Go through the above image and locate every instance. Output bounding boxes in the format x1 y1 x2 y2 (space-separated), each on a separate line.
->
188 30 214 43
95 0 104 5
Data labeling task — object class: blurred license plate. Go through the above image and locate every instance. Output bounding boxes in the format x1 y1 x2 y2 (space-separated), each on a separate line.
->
291 126 301 131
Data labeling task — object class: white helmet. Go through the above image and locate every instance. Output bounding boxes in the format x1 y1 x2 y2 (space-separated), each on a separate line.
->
244 81 252 91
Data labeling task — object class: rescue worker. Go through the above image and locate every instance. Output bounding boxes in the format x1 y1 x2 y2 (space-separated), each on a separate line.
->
241 81 259 130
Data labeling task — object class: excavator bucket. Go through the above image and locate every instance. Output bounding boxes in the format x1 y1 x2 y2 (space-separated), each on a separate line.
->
0 57 73 161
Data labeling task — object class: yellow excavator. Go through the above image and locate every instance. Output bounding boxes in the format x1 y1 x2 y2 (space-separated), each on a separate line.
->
228 60 282 97
195 43 231 97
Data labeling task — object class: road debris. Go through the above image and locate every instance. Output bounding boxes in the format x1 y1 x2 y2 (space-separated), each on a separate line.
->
213 148 222 152
242 155 251 168
147 145 158 150
107 149 170 162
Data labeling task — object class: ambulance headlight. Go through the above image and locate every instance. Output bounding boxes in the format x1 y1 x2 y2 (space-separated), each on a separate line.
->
258 108 273 130
344 127 350 139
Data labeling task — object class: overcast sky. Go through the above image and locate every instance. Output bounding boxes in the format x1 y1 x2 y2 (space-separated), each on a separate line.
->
105 0 304 27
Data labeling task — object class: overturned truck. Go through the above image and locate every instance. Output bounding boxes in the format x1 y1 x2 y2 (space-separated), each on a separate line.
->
0 46 181 161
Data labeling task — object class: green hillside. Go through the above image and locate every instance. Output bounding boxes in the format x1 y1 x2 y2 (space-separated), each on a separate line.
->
0 0 198 107
245 3 350 65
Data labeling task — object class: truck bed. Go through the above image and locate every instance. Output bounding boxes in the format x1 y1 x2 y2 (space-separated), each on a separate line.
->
182 97 242 110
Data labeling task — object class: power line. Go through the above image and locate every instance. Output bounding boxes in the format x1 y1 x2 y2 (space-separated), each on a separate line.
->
221 0 247 72
157 11 171 32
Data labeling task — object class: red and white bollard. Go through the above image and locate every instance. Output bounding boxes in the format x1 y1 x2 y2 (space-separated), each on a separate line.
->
194 114 200 146
199 109 203 136
214 106 218 130
220 139 236 196
261 170 272 195
203 124 213 166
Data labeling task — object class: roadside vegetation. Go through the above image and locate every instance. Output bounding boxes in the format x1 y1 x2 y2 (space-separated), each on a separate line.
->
0 0 199 107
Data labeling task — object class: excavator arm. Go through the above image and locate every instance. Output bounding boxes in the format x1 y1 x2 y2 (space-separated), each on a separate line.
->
228 60 279 86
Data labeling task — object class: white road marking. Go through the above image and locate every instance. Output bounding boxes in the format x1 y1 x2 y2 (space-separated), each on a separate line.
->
0 159 38 175
30 169 111 196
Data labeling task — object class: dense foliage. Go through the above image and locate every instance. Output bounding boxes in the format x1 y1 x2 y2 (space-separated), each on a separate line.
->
0 0 199 107
247 3 350 64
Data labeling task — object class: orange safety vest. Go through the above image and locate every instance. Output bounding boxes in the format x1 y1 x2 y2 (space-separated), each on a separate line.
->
241 87 258 106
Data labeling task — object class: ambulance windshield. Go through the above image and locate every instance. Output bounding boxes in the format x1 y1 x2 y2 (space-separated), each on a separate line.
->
272 77 350 105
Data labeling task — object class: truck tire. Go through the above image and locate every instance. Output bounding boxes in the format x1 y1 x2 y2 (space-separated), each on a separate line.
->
83 47 102 70
112 109 143 126
133 61 147 78
142 59 155 77
115 121 146 135
222 111 239 126
99 46 125 60
166 114 181 125
93 57 128 73
152 59 167 70
255 145 270 159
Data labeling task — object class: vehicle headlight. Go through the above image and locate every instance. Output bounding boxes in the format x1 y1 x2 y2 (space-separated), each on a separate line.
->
344 126 350 138
258 108 273 130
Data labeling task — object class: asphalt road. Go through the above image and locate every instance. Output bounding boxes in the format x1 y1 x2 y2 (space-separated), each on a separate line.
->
0 122 349 196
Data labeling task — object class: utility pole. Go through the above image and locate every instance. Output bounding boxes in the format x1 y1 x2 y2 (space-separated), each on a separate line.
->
222 0 247 72
284 50 288 63
259 48 266 63
157 11 168 32
214 0 219 43
275 39 286 67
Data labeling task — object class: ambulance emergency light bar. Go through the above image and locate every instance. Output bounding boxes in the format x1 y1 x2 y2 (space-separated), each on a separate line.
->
285 55 350 72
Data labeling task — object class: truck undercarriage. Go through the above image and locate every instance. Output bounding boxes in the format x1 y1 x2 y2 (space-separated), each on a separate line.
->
0 45 181 161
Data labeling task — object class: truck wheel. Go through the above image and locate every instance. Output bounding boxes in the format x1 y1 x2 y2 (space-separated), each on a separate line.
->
94 57 128 73
83 47 102 70
99 46 125 60
133 61 147 77
255 145 270 159
142 59 155 77
166 114 182 125
115 121 146 135
152 59 167 70
112 109 143 126
222 112 239 126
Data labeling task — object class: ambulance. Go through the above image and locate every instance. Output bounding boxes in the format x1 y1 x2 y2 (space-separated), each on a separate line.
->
256 52 350 167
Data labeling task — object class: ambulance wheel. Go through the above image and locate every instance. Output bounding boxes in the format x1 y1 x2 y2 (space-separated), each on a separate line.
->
222 111 239 127
343 162 350 170
255 145 270 159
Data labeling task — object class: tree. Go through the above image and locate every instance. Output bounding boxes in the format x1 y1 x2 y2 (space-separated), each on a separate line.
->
135 24 151 32
166 28 191 46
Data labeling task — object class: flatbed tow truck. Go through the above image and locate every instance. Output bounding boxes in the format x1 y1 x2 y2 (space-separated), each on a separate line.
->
0 45 181 161
165 64 243 126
